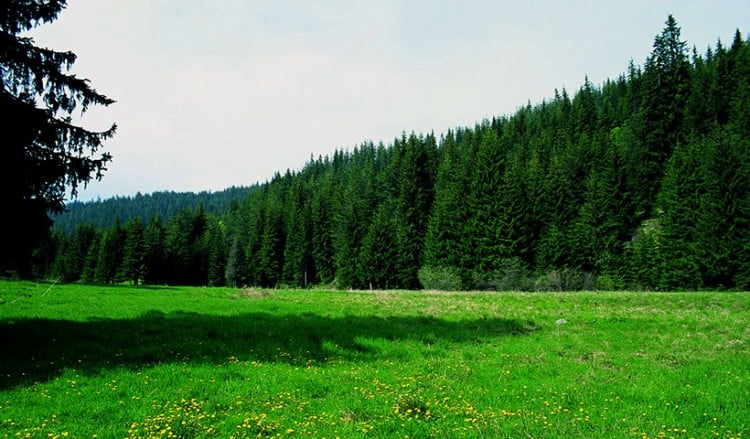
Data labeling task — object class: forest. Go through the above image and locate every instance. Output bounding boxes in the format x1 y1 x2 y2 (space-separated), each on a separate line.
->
39 17 750 291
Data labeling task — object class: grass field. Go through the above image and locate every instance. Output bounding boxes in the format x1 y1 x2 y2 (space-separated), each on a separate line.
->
0 280 748 438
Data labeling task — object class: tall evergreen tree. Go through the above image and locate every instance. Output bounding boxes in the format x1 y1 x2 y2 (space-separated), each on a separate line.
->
206 215 227 287
310 170 337 284
257 188 285 287
333 144 378 288
93 217 125 284
465 126 507 277
636 14 690 210
423 131 468 274
142 215 166 284
224 235 245 288
282 178 313 287
358 201 402 289
1 0 116 275
393 133 437 288
121 215 145 284
51 222 96 281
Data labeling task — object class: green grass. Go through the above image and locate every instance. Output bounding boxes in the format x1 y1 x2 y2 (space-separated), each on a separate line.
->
0 280 748 438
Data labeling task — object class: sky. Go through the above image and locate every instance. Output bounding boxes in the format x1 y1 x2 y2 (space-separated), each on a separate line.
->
26 0 750 201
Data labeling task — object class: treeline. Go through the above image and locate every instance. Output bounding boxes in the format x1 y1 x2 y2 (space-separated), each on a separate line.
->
51 185 258 234
39 17 750 290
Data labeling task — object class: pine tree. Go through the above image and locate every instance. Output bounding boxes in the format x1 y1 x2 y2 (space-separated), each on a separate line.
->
121 216 145 284
257 188 285 287
282 178 313 287
143 215 166 285
569 135 626 274
691 128 749 288
93 217 125 284
310 170 337 284
654 141 703 289
51 222 96 281
393 133 437 288
80 231 101 284
358 201 402 289
206 216 227 287
1 1 116 274
728 30 750 139
332 144 378 288
637 14 690 209
465 125 507 277
224 235 245 288
423 131 468 274
164 207 208 285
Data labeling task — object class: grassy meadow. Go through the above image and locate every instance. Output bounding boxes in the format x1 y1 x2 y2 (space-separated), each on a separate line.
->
0 280 748 438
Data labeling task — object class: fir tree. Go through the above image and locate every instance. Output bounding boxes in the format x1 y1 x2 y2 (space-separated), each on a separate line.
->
1 0 116 274
121 216 145 284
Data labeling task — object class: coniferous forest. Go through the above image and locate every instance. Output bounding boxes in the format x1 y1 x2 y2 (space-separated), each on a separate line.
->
39 17 750 291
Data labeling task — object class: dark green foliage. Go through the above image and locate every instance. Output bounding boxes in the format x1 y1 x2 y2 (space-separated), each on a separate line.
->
358 202 402 289
39 17 750 291
50 223 96 282
309 169 337 285
332 144 380 288
224 235 245 288
655 128 750 289
635 15 691 211
142 215 166 285
51 186 258 233
465 126 507 277
162 206 211 285
1 0 115 275
256 187 286 287
392 133 437 288
206 217 227 287
423 131 466 270
120 216 145 285
93 218 125 284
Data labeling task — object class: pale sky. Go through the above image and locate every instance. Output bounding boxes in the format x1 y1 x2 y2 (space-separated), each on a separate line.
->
26 0 750 201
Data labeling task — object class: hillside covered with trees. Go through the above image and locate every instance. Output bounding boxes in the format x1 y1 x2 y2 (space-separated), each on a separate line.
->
50 186 258 234
39 17 750 291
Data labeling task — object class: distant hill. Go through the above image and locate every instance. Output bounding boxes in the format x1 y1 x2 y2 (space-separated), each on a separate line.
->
51 185 258 233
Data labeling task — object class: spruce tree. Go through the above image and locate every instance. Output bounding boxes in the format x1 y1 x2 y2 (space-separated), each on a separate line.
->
282 178 313 287
423 131 467 274
637 15 690 208
206 216 227 287
142 215 166 284
465 125 507 277
1 0 116 274
654 141 703 289
257 188 285 287
332 144 378 288
358 201 401 289
121 216 145 284
93 217 125 284
393 133 437 288
310 170 337 284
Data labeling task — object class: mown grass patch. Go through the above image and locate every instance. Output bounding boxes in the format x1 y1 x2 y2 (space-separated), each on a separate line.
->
1 280 748 438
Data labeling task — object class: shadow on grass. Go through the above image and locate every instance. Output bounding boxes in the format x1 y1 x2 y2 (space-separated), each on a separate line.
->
0 311 536 389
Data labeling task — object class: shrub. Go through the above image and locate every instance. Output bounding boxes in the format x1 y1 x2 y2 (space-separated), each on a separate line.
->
596 273 625 291
473 258 533 291
534 267 595 291
418 266 463 291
